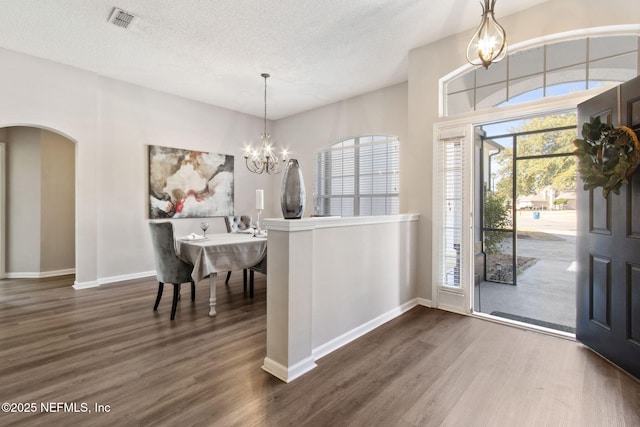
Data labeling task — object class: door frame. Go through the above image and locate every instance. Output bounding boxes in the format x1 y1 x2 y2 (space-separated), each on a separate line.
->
432 89 610 321
0 142 4 279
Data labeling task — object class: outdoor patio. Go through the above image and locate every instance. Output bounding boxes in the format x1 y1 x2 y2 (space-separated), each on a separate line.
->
474 210 577 333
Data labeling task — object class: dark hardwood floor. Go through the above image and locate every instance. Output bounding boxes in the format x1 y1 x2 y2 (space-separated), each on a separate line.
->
1 274 639 426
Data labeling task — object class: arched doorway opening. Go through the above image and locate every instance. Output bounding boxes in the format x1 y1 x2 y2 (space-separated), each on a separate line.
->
0 126 75 280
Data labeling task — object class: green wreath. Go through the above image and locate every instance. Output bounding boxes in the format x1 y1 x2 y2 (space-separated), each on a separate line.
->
573 117 640 198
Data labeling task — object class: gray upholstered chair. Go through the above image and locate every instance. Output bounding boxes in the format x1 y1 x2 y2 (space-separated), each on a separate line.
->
225 215 252 233
224 215 252 290
248 255 267 298
148 221 196 320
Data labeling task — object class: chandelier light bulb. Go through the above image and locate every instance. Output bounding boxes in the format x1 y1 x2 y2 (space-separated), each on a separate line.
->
466 0 507 69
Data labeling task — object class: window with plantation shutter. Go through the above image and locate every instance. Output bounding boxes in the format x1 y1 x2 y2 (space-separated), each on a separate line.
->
442 137 464 288
433 126 471 303
313 136 399 217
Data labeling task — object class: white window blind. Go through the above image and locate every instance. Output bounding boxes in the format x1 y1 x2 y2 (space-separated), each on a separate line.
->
313 136 399 217
441 137 464 288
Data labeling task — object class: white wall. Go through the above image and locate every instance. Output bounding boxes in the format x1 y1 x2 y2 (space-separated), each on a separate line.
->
41 130 75 272
0 48 276 286
0 129 5 278
271 82 408 216
6 127 41 273
311 218 418 349
263 214 419 382
407 0 640 301
94 77 271 281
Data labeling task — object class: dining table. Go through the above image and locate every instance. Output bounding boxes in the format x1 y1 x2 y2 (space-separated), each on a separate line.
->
176 233 267 316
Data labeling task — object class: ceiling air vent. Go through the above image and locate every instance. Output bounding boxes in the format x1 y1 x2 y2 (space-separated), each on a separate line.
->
108 7 135 29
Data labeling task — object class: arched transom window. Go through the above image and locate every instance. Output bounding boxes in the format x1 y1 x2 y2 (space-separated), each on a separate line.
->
444 34 639 116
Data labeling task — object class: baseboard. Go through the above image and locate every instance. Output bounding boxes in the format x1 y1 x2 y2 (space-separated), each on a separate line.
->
262 356 317 383
312 298 420 361
73 280 99 289
7 268 75 279
97 270 156 286
417 297 432 307
73 270 156 289
7 272 40 279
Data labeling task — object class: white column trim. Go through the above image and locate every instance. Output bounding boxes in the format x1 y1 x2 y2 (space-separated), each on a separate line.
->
262 356 317 384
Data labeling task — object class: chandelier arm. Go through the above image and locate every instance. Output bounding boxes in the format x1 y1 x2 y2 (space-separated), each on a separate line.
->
265 157 284 175
491 17 507 59
246 156 265 174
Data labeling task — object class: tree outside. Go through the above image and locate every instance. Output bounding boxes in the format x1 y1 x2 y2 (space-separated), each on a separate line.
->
493 113 577 203
483 189 512 255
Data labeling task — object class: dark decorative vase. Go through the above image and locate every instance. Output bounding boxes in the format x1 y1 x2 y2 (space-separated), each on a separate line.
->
280 159 305 219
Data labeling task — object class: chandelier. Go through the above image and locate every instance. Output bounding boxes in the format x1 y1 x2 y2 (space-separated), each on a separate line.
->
466 0 507 69
244 73 288 174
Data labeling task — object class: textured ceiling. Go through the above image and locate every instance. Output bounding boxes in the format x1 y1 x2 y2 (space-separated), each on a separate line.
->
0 0 548 119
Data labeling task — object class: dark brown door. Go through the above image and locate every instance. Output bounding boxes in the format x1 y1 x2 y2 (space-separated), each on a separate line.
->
576 76 640 380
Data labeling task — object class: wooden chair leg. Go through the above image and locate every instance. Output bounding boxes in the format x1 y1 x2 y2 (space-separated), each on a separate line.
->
225 271 232 285
170 284 180 320
154 282 164 311
191 281 196 301
250 270 255 298
243 269 248 292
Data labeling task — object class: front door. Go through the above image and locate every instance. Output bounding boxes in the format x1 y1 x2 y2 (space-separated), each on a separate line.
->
576 76 640 379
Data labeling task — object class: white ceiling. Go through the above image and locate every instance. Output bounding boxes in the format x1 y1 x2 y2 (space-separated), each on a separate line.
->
0 0 548 119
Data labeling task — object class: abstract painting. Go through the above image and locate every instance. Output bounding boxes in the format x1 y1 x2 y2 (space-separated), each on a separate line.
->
149 145 234 219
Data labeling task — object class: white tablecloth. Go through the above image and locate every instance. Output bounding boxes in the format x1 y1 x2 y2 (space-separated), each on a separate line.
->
177 233 267 283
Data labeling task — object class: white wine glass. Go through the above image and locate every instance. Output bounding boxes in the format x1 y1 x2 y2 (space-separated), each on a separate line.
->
200 221 209 238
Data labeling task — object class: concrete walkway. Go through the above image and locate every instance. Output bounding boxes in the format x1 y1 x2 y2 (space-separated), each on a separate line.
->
474 210 577 332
